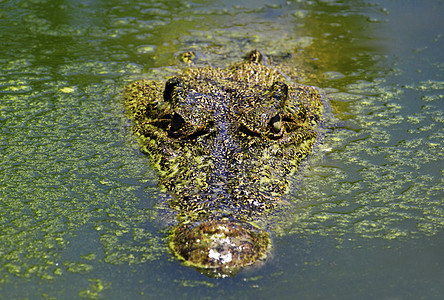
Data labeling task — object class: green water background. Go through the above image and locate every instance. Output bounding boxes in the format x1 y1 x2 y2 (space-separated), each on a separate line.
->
0 0 443 299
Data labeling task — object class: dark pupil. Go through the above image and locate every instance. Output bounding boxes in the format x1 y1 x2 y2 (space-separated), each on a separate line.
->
170 113 185 132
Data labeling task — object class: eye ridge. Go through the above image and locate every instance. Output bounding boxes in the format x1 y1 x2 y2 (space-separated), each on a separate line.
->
182 129 211 140
238 124 262 138
164 77 184 103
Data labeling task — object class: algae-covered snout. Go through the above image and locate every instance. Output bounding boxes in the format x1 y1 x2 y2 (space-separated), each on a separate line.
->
169 219 271 278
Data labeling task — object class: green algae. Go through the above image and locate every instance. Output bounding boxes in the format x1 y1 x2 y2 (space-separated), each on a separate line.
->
282 77 444 242
0 0 443 298
174 279 217 288
0 54 163 291
78 279 111 300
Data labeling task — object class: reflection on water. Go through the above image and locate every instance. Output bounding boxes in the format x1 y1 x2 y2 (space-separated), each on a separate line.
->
0 0 442 298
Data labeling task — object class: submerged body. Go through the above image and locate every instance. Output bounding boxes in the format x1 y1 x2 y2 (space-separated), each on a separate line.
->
125 51 324 277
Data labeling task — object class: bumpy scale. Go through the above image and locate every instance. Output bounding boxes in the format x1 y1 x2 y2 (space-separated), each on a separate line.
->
124 50 324 277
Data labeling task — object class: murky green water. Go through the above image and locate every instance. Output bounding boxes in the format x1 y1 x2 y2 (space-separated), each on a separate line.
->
1 0 442 299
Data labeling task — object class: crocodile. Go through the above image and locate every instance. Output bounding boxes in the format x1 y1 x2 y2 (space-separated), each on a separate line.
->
124 50 325 277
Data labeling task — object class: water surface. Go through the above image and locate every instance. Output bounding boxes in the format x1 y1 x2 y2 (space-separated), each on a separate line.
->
0 0 443 299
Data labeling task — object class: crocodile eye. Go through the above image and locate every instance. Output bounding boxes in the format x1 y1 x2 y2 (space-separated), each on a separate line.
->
269 114 282 134
170 112 185 132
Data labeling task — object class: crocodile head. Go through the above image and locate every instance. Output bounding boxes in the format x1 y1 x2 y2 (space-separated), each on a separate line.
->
124 50 324 277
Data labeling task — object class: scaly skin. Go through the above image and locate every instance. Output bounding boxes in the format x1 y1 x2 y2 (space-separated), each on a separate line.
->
124 50 324 277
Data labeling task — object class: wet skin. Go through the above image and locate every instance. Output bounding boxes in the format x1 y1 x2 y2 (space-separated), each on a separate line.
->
124 50 324 277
